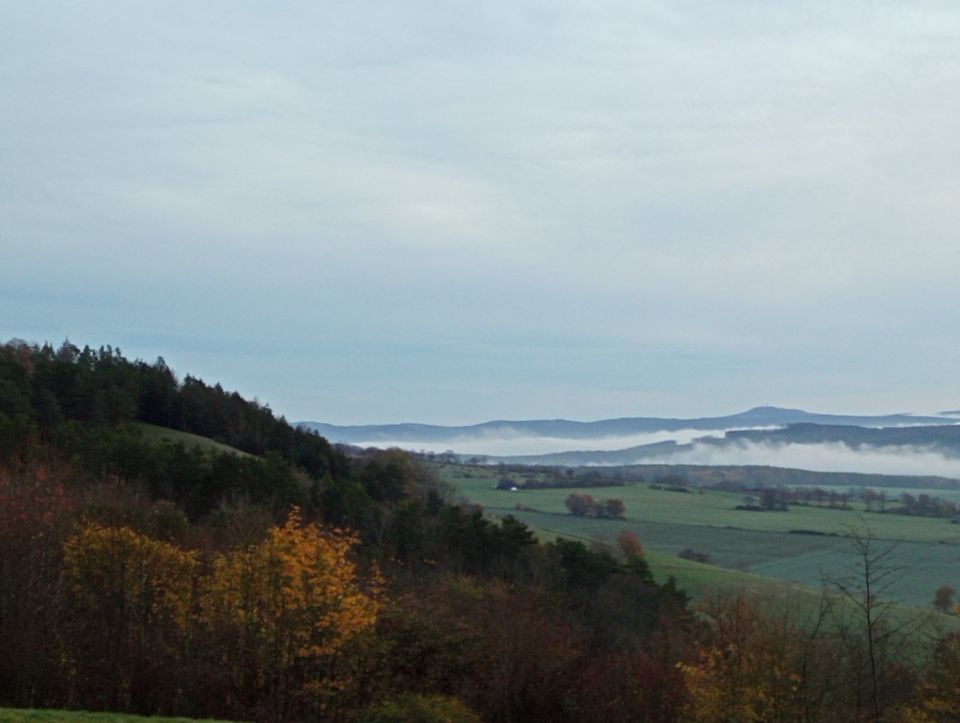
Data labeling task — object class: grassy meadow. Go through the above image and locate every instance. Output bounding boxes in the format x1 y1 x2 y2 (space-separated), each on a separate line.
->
438 463 960 608
130 422 251 457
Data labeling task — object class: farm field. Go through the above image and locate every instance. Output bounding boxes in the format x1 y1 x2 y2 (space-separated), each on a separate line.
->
437 463 960 607
512 515 824 601
517 524 957 644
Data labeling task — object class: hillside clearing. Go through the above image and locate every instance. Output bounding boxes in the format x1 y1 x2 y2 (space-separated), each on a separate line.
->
130 422 252 457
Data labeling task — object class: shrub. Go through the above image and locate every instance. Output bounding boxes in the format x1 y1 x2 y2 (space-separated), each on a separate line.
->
678 548 712 564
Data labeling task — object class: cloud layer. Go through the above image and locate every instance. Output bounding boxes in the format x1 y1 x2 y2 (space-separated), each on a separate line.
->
3 2 960 422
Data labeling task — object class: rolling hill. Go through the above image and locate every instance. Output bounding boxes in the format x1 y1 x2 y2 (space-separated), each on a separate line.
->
298 406 952 444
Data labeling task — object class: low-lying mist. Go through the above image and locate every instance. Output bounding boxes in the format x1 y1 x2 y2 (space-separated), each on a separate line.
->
355 429 960 480
647 441 960 479
351 427 775 457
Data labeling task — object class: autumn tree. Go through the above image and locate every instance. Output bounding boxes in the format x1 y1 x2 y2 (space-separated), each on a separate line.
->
200 507 382 719
0 464 75 708
62 523 198 714
602 498 626 518
616 530 644 560
911 631 960 721
681 591 841 722
933 585 955 614
566 492 596 516
360 574 583 723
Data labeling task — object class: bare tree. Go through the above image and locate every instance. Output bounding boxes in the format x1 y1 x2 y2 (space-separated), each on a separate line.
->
824 523 920 722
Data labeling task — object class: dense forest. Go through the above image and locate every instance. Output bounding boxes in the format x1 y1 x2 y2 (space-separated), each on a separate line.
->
1 340 960 722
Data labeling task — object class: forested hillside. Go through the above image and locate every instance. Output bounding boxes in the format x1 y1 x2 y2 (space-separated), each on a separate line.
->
2 339 960 722
0 341 687 721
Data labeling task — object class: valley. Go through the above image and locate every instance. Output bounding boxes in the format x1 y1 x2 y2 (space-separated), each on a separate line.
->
436 461 960 607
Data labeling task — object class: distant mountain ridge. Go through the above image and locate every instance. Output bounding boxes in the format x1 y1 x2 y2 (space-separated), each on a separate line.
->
298 406 953 444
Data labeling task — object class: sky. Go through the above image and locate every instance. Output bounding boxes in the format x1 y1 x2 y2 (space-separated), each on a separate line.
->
3 1 960 425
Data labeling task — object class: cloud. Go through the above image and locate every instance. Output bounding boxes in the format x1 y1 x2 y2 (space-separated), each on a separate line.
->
4 2 960 422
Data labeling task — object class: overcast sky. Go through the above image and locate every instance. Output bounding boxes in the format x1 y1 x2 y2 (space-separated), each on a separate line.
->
3 1 960 424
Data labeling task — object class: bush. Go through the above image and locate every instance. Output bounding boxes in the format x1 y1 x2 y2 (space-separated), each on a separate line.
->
678 548 712 564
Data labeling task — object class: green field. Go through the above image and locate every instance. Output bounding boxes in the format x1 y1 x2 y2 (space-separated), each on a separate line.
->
0 710 235 722
130 422 251 457
439 464 960 608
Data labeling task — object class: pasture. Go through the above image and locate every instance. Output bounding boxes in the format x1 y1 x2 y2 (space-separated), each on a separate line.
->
438 463 960 607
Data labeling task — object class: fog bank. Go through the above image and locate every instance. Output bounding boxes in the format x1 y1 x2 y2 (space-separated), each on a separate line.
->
351 427 776 457
648 441 960 479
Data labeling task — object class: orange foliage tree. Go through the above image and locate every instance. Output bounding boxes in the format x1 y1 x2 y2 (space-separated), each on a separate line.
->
200 507 382 718
679 592 838 723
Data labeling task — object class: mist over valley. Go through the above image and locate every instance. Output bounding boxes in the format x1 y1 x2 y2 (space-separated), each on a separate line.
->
301 407 960 480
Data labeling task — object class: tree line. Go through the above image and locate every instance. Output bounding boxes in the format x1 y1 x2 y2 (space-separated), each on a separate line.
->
718 480 960 518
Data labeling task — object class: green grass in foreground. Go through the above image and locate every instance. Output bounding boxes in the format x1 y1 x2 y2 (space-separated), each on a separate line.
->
0 709 236 722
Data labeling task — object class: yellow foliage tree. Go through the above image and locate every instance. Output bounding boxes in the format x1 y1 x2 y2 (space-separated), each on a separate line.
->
679 592 835 723
680 643 782 722
64 524 198 627
909 631 960 722
201 507 382 715
62 524 198 711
